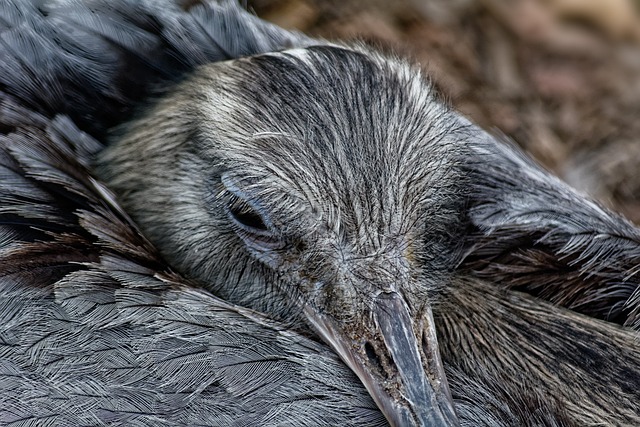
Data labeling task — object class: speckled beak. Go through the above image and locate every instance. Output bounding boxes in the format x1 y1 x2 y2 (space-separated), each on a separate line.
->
305 291 459 427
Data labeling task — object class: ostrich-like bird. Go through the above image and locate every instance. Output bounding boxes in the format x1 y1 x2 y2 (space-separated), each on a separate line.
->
0 1 638 426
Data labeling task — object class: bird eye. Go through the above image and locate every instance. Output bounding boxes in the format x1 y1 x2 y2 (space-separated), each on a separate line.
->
224 193 285 256
220 173 284 255
227 195 268 232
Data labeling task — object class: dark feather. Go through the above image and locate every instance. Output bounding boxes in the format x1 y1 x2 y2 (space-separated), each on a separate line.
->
0 1 638 426
462 133 640 329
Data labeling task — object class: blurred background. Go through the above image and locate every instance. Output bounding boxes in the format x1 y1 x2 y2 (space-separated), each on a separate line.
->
248 0 640 223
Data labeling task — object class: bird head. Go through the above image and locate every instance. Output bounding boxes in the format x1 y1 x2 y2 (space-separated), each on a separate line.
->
98 45 471 426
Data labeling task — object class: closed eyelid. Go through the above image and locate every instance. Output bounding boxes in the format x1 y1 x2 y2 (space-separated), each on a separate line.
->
221 173 275 231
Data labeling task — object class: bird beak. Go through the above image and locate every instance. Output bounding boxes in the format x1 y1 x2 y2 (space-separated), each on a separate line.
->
304 291 459 427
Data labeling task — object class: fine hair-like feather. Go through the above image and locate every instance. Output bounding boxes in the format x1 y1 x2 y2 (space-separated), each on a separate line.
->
0 1 638 426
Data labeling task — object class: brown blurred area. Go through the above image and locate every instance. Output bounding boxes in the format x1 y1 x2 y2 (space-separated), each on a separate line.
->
248 0 640 223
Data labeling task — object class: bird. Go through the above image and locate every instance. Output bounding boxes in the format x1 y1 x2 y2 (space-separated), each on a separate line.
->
0 1 638 426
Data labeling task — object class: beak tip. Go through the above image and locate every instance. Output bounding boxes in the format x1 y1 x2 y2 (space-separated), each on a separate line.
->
305 292 459 427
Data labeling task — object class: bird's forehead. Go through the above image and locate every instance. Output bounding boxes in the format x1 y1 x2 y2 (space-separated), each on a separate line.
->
199 47 467 182
194 45 470 237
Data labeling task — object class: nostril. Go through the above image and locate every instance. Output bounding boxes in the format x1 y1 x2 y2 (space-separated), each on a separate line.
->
364 341 385 376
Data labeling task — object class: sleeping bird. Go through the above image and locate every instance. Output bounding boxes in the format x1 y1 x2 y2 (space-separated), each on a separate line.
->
0 1 638 426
